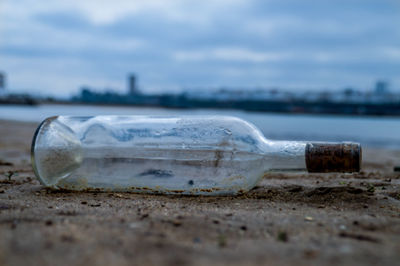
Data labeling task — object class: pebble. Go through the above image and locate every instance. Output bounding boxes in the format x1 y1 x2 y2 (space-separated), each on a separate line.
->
305 216 314 221
129 222 141 229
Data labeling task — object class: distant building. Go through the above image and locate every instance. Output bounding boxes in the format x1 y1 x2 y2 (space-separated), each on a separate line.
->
0 72 5 90
375 80 389 94
128 74 139 95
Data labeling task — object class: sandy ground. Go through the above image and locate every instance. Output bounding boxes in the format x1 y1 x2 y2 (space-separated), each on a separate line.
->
0 119 399 266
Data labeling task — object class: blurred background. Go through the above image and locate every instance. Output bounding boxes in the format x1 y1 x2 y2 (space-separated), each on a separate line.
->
1 0 400 148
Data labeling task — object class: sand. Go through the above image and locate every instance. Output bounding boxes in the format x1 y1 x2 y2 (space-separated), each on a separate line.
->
0 119 399 266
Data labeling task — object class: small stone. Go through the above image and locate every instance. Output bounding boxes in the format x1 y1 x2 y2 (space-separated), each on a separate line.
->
60 235 75 242
193 237 201 243
277 231 288 242
304 250 318 259
171 220 182 227
217 234 227 247
367 185 375 193
305 216 314 221
129 223 140 229
11 221 17 229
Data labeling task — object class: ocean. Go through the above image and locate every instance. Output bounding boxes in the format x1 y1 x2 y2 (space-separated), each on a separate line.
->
1 104 400 149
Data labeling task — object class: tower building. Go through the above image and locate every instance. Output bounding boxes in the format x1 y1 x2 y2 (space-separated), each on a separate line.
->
128 74 138 95
0 72 5 90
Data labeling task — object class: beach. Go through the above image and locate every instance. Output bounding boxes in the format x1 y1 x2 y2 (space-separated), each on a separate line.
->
0 119 400 265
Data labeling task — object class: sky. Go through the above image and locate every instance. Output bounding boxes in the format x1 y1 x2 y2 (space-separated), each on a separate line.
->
0 0 400 97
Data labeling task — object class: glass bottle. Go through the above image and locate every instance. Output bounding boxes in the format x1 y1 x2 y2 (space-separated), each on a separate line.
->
31 116 361 195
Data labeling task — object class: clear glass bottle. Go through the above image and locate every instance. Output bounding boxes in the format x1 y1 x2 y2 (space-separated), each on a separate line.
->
31 116 361 195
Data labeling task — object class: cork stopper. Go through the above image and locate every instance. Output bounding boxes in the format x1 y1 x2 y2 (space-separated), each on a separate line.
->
306 142 361 173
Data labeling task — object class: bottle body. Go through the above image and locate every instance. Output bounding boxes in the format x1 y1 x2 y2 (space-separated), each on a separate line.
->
32 115 360 195
32 115 309 195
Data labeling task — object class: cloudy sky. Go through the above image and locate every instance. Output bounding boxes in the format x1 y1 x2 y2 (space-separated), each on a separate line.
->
1 0 400 96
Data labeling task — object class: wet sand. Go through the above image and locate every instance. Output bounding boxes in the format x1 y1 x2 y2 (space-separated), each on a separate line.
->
0 119 399 266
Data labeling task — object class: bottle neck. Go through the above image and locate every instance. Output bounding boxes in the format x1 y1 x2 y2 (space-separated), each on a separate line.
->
262 140 361 173
263 140 307 172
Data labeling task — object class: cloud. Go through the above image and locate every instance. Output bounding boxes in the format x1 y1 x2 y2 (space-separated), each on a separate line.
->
382 47 400 60
174 48 288 63
2 0 249 25
0 0 399 96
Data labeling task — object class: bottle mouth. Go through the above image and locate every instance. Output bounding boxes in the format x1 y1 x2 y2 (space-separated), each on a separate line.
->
31 116 83 187
305 142 361 173
31 116 56 185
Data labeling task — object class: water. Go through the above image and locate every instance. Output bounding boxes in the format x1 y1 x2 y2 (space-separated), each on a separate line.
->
2 103 400 149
